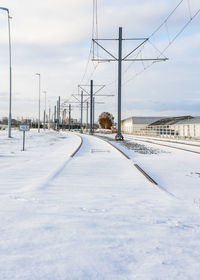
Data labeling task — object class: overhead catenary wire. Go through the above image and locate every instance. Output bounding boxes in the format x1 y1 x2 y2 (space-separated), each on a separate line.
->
64 0 100 111
149 0 185 38
100 0 199 90
122 0 200 86
93 1 185 89
65 0 200 114
79 0 99 86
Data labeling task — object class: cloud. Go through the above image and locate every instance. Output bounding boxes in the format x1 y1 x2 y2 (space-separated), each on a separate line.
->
0 0 199 120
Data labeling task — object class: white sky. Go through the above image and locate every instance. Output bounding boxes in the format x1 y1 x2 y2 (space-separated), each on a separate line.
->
0 0 200 121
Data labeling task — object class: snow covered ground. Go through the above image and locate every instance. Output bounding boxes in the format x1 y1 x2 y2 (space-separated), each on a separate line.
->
1 130 200 279
0 129 81 193
126 134 200 146
98 133 200 207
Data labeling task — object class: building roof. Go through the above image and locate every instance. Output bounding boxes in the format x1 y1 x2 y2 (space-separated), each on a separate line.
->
175 117 200 125
149 116 193 126
122 116 200 126
122 117 162 125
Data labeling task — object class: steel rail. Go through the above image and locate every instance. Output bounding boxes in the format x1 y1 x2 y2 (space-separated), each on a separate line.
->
95 135 159 186
125 136 200 155
126 135 200 148
70 135 83 157
94 134 179 198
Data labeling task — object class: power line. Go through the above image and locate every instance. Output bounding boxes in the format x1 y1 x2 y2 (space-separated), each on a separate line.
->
122 0 200 86
102 0 199 88
79 0 99 86
79 42 93 85
149 0 185 38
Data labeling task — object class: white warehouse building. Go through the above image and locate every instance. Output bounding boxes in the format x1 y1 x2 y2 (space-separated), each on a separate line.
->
173 117 200 138
122 116 200 139
121 117 162 135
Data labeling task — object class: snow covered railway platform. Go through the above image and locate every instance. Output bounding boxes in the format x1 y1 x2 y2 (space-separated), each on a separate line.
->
0 130 200 279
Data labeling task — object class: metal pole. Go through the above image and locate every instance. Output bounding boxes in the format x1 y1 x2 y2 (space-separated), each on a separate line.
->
69 104 71 131
51 112 54 129
8 12 12 138
80 91 83 133
48 106 51 130
90 80 93 135
57 96 60 130
0 8 12 138
61 110 64 130
115 27 124 141
86 101 89 130
54 105 56 130
93 97 95 133
63 109 66 130
56 100 59 130
36 73 41 132
43 91 46 130
23 131 25 151
43 110 45 129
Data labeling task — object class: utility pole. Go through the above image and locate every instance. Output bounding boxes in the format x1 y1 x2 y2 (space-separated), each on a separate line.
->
92 27 168 140
0 7 12 138
43 91 47 130
51 112 54 129
86 101 89 130
69 104 71 131
36 73 41 133
90 80 93 135
54 105 56 130
117 27 123 140
57 100 59 130
80 91 83 133
43 110 45 130
92 96 95 133
63 108 67 130
78 82 112 135
48 106 51 130
57 96 60 131
62 95 104 134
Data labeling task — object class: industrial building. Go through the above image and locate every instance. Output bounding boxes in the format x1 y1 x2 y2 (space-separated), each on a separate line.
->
121 117 162 135
173 117 200 138
122 116 200 139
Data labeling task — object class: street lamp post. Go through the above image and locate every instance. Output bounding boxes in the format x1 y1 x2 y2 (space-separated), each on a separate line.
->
48 101 51 130
43 91 47 130
0 7 12 138
35 73 41 132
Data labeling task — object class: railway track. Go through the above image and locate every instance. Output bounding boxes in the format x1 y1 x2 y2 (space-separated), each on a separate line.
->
125 135 200 155
126 135 200 148
95 135 179 197
40 134 83 190
72 134 159 186
94 135 162 187
70 135 83 157
70 133 174 196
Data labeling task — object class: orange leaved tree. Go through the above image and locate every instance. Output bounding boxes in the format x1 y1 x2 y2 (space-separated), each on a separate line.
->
98 112 114 129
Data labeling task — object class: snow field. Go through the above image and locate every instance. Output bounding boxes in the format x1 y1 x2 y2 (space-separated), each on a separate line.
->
98 133 200 206
0 130 81 193
0 131 200 279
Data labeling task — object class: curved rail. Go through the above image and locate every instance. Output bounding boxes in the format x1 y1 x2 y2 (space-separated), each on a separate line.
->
70 135 83 157
38 134 83 190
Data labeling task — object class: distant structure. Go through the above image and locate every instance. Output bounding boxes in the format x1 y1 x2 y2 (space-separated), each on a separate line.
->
173 117 200 138
121 117 162 134
122 116 200 139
